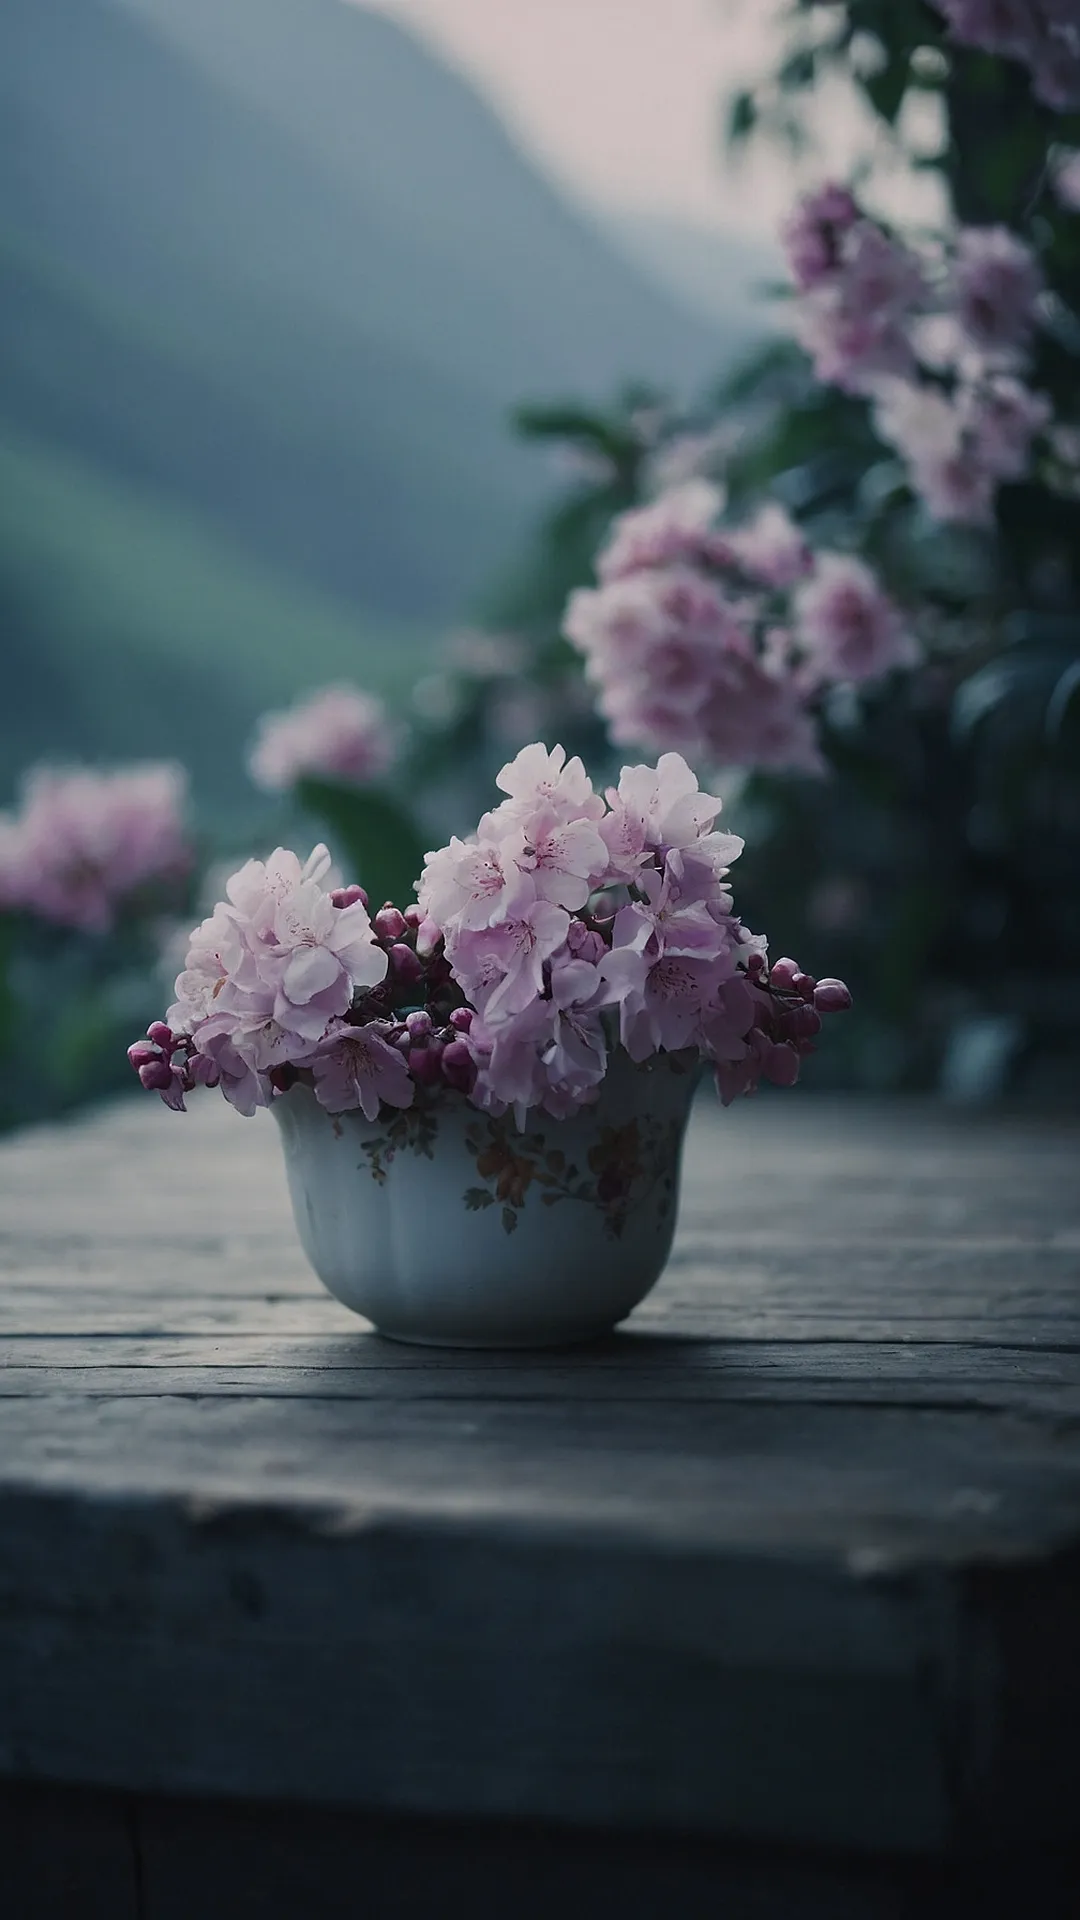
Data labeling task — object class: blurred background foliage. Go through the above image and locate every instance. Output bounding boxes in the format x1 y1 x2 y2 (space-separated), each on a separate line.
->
2 0 1078 1124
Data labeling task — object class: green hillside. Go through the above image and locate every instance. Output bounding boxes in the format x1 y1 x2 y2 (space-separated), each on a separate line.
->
0 430 428 817
0 0 737 809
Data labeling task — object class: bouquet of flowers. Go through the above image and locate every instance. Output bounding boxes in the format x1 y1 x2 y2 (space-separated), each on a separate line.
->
130 744 850 1129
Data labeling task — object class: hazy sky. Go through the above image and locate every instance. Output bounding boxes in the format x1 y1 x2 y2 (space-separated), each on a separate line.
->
356 1 816 240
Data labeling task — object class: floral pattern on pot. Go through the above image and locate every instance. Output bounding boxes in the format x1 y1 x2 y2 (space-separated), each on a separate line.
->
463 1109 683 1238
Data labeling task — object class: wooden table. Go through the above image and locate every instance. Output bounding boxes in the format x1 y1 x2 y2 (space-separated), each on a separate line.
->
1 1093 1078 1917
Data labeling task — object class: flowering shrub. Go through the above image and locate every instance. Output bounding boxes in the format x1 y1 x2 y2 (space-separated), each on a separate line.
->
247 683 396 792
0 763 191 933
783 183 1062 526
930 1 1080 110
130 744 851 1126
562 480 914 770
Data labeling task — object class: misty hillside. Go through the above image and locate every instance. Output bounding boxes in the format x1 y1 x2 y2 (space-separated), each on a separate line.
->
603 212 781 332
0 0 740 810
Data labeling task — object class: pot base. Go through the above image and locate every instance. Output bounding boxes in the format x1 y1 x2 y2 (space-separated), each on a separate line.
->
370 1320 619 1351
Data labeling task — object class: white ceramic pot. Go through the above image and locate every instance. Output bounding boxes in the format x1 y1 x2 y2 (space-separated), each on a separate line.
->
272 1050 698 1347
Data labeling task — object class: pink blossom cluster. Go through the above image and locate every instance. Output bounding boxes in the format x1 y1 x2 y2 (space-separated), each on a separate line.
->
0 763 191 935
930 1 1080 112
417 744 850 1123
131 745 852 1123
247 684 395 793
782 184 1054 526
783 184 924 394
562 482 913 773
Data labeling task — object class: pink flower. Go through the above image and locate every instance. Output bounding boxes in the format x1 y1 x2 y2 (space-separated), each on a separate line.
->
596 480 728 582
952 226 1043 358
502 802 609 910
465 1004 552 1127
793 221 924 395
450 900 570 1022
727 503 813 589
226 845 333 935
494 741 606 824
600 946 732 1061
0 762 190 934
612 861 736 962
606 754 732 863
418 835 534 933
794 556 917 683
248 685 395 792
167 903 254 1034
311 1019 415 1119
270 881 387 1005
697 656 826 774
191 1026 270 1117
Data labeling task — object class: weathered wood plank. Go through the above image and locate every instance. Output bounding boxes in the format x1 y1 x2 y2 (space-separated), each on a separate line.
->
1 1092 1079 1863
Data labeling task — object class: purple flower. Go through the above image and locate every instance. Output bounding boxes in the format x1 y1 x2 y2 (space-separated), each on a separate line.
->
930 2 1080 111
795 556 917 685
781 182 861 291
248 685 396 792
961 375 1051 479
311 1019 415 1120
952 226 1043 358
0 762 190 934
599 945 733 1061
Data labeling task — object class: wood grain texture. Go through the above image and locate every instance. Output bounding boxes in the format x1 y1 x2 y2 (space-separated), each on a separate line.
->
1 1092 1079 1862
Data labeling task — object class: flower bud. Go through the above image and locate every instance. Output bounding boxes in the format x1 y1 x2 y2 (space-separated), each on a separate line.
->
793 972 817 1002
146 1021 173 1049
128 1043 158 1072
138 1058 173 1091
764 1042 801 1088
374 906 408 941
389 942 423 984
768 957 800 991
441 1038 476 1091
388 1024 411 1053
408 1043 442 1086
789 1003 822 1039
405 1009 433 1040
331 885 368 910
403 905 423 929
814 977 853 1013
187 1053 221 1088
449 1007 474 1033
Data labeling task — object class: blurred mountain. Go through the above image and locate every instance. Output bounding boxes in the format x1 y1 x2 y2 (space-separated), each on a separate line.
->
602 211 781 332
0 0 740 810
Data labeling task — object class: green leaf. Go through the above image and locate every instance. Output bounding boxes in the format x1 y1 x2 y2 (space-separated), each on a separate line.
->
296 780 428 912
727 89 757 145
860 61 910 124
